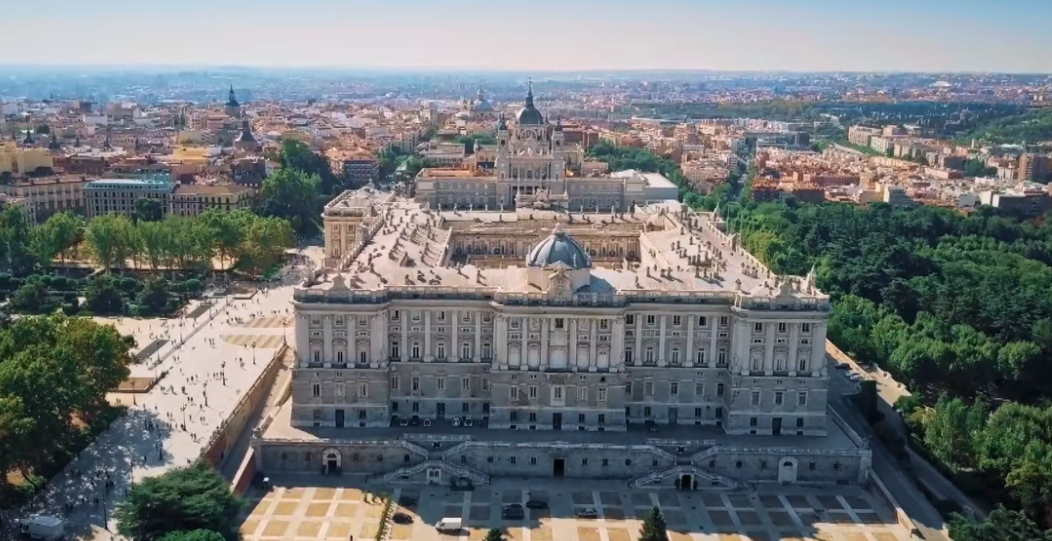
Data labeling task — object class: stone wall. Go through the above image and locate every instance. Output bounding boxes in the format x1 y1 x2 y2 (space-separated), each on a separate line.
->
198 345 292 470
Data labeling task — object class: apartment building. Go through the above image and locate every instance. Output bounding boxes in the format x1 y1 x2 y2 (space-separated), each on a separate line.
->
1018 153 1051 182
0 175 92 219
847 126 880 147
84 177 176 218
342 156 379 187
172 184 255 216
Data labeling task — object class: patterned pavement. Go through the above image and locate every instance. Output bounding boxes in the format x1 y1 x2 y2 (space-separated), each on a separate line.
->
241 477 911 541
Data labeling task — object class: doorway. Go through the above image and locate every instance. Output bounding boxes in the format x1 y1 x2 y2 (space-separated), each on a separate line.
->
335 409 345 428
679 474 693 491
778 458 798 484
437 403 446 419
668 408 677 425
772 417 782 436
553 412 562 431
553 458 566 478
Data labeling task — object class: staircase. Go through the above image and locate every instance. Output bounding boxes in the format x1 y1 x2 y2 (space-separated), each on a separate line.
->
690 444 721 464
373 459 490 485
629 464 739 490
396 439 430 460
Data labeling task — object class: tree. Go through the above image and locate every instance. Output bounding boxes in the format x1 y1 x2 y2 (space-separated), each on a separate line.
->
278 139 341 194
85 273 126 315
260 168 321 236
137 278 172 316
157 530 226 541
31 212 84 268
10 281 49 313
133 198 165 223
949 507 1052 541
639 507 669 541
483 528 504 541
115 463 246 541
0 205 37 275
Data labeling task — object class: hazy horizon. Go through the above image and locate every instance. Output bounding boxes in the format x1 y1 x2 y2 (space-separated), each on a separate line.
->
2 0 1050 73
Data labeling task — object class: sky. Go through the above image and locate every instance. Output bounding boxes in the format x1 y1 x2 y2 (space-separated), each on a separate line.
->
2 0 1051 73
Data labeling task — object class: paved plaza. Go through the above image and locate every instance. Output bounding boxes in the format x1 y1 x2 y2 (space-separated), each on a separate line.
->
241 477 912 541
1 248 323 541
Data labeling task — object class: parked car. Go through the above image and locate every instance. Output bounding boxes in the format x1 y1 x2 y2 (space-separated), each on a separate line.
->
525 499 549 510
502 504 525 520
398 496 418 508
835 362 850 370
392 512 414 525
576 508 598 519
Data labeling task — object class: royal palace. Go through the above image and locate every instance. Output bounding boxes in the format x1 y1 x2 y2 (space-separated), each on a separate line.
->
252 86 872 491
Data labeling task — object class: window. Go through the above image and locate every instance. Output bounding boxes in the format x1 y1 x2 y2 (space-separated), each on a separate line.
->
599 319 609 331
809 462 816 471
646 315 656 326
695 382 704 396
644 381 654 396
510 457 517 464
461 343 471 359
391 310 400 321
358 351 367 364
672 315 681 326
312 383 320 397
510 411 518 421
358 383 368 398
358 410 367 420
754 322 763 333
798 358 808 372
482 343 492 358
462 377 471 391
802 323 811 333
774 391 784 406
597 387 607 402
510 387 519 400
645 348 655 364
717 383 725 397
625 381 633 394
625 348 634 364
411 311 421 322
643 406 652 417
411 377 420 391
411 343 421 359
312 409 321 419
798 391 808 406
719 316 728 327
412 402 419 412
334 383 345 397
750 417 757 427
436 377 445 391
717 349 727 365
529 412 537 422
530 457 537 465
751 391 761 406
670 382 679 395
313 350 321 363
578 386 588 401
553 386 563 400
670 348 680 364
698 316 707 327
391 342 400 358
751 356 761 371
582 458 588 466
462 313 471 323
694 407 702 417
335 316 345 327
778 322 787 333
796 417 804 427
626 314 635 325
390 376 400 390
437 311 446 322
555 318 565 330
336 350 344 364
602 458 609 466
598 413 606 424
760 460 767 470
436 343 446 359
696 349 705 364
528 385 538 399
462 403 470 413
578 413 586 423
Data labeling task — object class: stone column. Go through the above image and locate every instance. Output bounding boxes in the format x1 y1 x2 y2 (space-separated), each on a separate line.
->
296 314 310 365
788 323 800 375
400 314 408 362
612 317 625 371
424 311 433 362
452 309 459 361
494 316 507 369
764 322 776 374
634 315 643 364
540 318 550 369
322 315 333 366
810 323 827 376
657 315 667 367
569 319 578 371
685 315 695 368
520 317 528 370
589 318 598 371
709 323 718 367
474 312 482 362
371 313 385 367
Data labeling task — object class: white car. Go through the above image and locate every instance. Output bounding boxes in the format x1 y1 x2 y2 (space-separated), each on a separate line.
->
847 373 862 382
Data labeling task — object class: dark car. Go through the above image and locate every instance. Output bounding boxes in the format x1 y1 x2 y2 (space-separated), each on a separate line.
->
525 499 548 510
397 496 418 508
835 362 850 370
392 512 414 525
576 508 598 519
502 504 525 520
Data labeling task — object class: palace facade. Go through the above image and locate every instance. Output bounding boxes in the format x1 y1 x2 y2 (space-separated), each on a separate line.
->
253 92 871 490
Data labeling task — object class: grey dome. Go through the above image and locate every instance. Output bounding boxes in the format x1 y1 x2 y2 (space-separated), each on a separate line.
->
526 225 591 269
516 80 544 125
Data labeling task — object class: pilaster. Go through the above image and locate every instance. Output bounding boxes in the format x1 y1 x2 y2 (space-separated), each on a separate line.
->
424 311 433 362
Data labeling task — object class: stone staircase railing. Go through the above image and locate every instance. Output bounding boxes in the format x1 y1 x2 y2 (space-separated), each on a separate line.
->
690 444 722 464
396 439 430 460
374 459 490 485
630 464 739 490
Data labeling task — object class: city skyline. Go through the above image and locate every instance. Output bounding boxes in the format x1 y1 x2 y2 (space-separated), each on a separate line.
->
2 0 1051 73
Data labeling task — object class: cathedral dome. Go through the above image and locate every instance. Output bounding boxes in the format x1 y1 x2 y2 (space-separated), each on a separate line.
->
473 88 494 112
516 80 544 125
526 225 591 270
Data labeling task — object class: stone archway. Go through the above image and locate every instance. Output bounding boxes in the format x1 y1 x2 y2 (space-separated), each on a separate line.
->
323 447 342 475
778 456 798 484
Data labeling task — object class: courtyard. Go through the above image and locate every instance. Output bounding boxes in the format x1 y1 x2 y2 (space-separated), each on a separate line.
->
241 477 913 541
